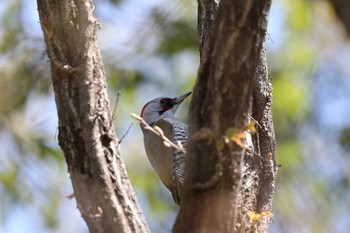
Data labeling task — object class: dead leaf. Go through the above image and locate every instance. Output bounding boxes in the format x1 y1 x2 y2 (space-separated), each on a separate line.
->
267 152 273 160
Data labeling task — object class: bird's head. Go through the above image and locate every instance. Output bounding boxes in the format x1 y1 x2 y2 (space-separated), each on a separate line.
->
140 92 191 125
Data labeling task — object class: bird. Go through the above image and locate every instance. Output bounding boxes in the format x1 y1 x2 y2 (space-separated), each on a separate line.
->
140 92 191 205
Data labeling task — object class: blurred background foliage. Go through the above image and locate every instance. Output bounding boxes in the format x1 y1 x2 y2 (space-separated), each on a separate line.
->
0 0 350 232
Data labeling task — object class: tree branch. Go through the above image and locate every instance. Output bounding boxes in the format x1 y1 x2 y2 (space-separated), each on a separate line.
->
174 0 273 232
130 113 186 154
37 1 150 232
330 0 350 36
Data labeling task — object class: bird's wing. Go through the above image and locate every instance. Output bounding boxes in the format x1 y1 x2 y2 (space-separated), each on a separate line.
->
157 117 187 205
147 119 174 190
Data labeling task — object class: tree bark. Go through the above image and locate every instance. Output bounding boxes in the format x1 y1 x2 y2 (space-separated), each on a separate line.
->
330 0 350 36
37 1 150 232
174 0 276 233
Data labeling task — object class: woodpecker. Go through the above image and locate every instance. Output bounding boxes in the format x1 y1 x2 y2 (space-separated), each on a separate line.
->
140 92 191 205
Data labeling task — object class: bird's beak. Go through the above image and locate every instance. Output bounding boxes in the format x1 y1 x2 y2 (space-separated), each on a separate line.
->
173 92 192 105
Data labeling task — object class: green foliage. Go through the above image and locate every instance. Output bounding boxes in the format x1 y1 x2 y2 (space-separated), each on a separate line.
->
157 21 197 55
107 68 144 94
0 61 37 117
0 164 19 197
268 1 350 232
0 2 23 52
274 77 305 118
129 171 173 214
270 0 315 141
273 76 307 137
43 193 60 229
339 126 350 150
285 0 312 30
275 140 301 172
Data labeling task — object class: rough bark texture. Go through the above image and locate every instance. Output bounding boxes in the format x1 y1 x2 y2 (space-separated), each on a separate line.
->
330 0 350 36
174 0 276 233
236 47 277 233
37 1 150 233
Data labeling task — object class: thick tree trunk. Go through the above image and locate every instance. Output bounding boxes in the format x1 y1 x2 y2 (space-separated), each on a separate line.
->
37 1 150 233
174 1 277 233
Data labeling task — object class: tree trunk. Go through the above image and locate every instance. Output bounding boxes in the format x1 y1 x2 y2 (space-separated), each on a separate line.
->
37 0 277 232
174 0 277 233
330 0 350 36
36 1 150 233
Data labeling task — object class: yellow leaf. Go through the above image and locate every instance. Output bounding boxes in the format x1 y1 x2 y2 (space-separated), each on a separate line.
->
247 211 260 224
231 135 245 148
260 211 273 218
245 121 256 134
247 210 273 225
225 127 238 138
225 127 246 148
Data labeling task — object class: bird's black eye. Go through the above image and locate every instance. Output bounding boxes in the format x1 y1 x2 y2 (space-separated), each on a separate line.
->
158 98 172 115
